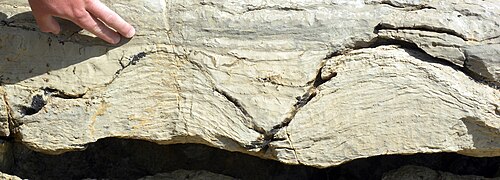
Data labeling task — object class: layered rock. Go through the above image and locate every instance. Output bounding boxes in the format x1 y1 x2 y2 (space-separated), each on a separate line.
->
0 0 498 168
0 172 20 180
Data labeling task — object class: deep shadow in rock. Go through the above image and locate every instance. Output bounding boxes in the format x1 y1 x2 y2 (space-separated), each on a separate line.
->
0 12 6 22
3 138 499 180
0 11 130 84
367 37 500 89
460 117 500 156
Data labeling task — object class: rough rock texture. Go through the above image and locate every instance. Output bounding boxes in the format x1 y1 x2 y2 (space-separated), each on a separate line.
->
382 165 496 180
0 172 21 180
0 0 499 170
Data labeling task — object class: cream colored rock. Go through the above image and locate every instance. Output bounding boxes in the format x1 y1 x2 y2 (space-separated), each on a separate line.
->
0 0 498 168
377 29 466 66
0 88 10 136
280 46 499 167
0 171 21 180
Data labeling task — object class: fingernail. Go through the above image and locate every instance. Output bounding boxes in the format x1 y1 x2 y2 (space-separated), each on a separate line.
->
112 35 121 44
125 27 135 38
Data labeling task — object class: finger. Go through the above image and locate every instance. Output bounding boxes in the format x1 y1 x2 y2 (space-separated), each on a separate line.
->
86 0 135 38
71 11 121 44
32 13 61 34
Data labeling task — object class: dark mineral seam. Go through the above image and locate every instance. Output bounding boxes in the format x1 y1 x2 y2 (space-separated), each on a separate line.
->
0 20 81 45
246 30 498 151
372 37 499 89
200 3 306 15
257 77 308 88
243 6 306 14
246 64 337 150
0 20 37 32
481 35 500 42
42 87 86 99
374 23 468 41
185 57 267 135
105 51 150 86
373 1 436 11
19 95 45 116
213 87 252 119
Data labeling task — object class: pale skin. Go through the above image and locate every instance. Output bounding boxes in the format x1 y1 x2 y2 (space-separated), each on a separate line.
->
28 0 135 44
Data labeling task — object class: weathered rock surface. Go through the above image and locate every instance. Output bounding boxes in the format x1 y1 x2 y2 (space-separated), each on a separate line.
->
382 165 496 180
0 171 21 180
0 0 499 169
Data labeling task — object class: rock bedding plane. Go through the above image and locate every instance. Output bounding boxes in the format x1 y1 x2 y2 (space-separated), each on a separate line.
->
0 0 499 169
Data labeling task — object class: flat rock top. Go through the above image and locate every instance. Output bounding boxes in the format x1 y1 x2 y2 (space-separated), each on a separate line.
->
0 0 499 168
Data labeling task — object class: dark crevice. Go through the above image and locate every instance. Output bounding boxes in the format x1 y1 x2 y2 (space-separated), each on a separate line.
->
275 7 306 11
257 77 307 88
1 138 499 180
105 51 149 86
19 87 87 116
495 104 500 116
184 55 269 136
119 52 147 68
243 6 305 14
247 66 337 150
42 87 86 99
213 87 253 120
0 20 37 32
19 95 45 116
348 25 497 89
213 87 266 135
369 37 499 89
246 31 498 150
374 1 436 11
374 23 468 41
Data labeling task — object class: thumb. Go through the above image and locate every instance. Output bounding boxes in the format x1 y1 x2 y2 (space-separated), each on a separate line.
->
33 15 61 34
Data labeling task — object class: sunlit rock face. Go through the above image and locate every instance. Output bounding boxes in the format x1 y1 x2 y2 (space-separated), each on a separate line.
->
0 0 498 170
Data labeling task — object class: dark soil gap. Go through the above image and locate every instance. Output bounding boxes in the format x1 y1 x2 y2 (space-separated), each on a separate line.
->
1 138 499 180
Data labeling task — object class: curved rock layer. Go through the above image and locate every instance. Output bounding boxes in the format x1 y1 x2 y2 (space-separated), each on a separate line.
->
0 0 499 168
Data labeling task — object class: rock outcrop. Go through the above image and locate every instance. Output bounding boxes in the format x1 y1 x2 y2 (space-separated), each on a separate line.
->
0 172 20 180
0 0 498 173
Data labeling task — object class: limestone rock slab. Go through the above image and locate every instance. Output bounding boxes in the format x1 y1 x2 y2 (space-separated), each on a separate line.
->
0 88 10 136
0 0 498 168
282 46 499 167
0 172 21 180
374 0 500 83
464 44 500 83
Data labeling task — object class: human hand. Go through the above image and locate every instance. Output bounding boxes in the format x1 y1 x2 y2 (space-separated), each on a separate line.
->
28 0 135 44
